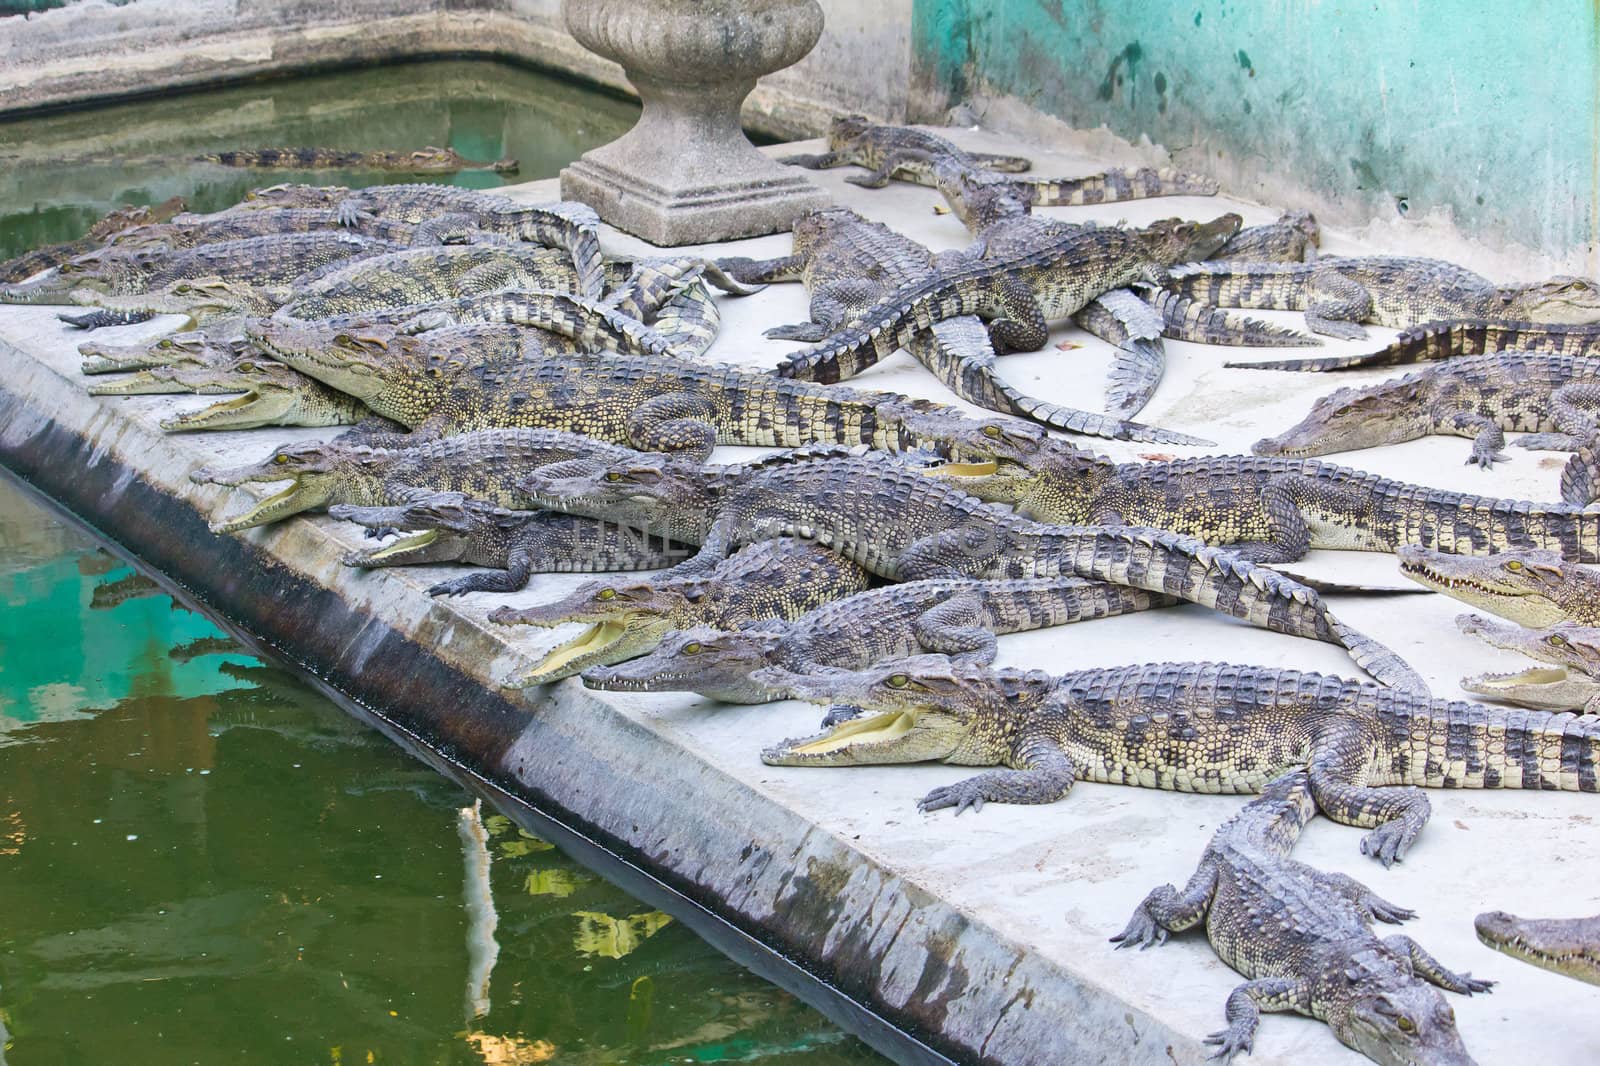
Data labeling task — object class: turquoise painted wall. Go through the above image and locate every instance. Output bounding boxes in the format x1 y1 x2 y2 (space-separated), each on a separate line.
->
912 0 1599 261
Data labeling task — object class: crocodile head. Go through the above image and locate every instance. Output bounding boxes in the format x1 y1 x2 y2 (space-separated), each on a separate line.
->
85 277 276 323
516 454 708 531
883 404 1050 475
1138 213 1243 265
581 625 789 704
1328 960 1477 1066
158 360 336 433
241 183 350 209
79 329 238 375
0 246 160 304
335 493 506 568
762 657 1053 767
1397 546 1600 627
932 162 1032 228
191 439 378 532
1475 910 1600 986
1499 275 1600 323
925 436 1115 523
1253 376 1433 458
1280 208 1321 246
252 320 396 401
826 114 872 150
495 578 706 686
1457 613 1600 709
790 206 868 257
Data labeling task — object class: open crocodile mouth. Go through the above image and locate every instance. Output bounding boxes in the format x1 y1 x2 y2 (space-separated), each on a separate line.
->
1398 557 1525 601
211 480 302 532
364 529 439 560
1475 914 1600 983
931 460 1000 478
162 391 269 430
518 621 630 686
766 709 915 762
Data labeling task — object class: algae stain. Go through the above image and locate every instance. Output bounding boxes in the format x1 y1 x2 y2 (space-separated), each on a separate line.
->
1237 48 1255 78
1194 10 1202 26
1097 42 1144 104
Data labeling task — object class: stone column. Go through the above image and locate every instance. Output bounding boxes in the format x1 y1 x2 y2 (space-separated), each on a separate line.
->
558 0 830 246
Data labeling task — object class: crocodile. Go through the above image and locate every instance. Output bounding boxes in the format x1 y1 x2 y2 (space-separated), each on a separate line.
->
1115 770 1487 1064
98 208 422 251
197 146 519 174
763 655 1600 864
1131 282 1322 347
1253 352 1600 468
1475 910 1600 986
324 186 604 298
773 213 1244 384
933 441 1600 564
1168 258 1600 340
190 428 651 534
717 207 1209 442
94 355 378 434
485 538 869 684
514 449 1423 689
1227 317 1600 373
0 196 187 283
1214 210 1322 262
329 492 693 595
57 277 283 332
251 319 1072 459
579 576 1178 704
0 232 403 306
1455 613 1600 714
778 115 1218 204
1397 546 1600 626
79 328 247 376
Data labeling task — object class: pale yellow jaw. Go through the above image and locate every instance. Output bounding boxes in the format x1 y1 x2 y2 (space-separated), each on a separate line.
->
211 480 302 533
366 529 439 560
790 710 913 756
520 620 630 685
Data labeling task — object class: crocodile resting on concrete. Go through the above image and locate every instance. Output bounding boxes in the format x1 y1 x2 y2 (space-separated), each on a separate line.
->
716 206 1208 442
773 213 1243 384
79 328 247 376
330 492 693 595
0 196 187 283
1169 258 1600 340
579 576 1178 704
1215 210 1321 263
1475 909 1600 986
934 442 1600 564
778 115 1217 205
486 539 869 685
1229 317 1600 373
1455 613 1600 714
1397 546 1600 626
190 428 652 534
1253 352 1600 469
764 655 1600 864
92 354 377 434
1115 771 1487 1064
197 147 519 174
515 449 1422 690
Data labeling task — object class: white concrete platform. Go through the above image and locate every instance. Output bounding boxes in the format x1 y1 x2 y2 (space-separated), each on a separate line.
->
3 131 1598 1065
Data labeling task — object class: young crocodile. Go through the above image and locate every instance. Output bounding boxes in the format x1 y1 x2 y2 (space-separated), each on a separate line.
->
123 357 376 434
579 576 1177 704
486 538 869 684
1115 771 1487 1064
514 449 1422 690
778 115 1216 203
717 206 1208 443
1214 210 1321 262
773 214 1243 384
1169 258 1600 340
1253 352 1600 469
1475 910 1600 986
79 328 247 376
0 196 187 283
764 655 1600 864
935 441 1600 564
190 428 651 534
197 146 518 174
1229 316 1600 373
1397 546 1600 626
329 492 693 595
1455 613 1600 714
99 208 421 253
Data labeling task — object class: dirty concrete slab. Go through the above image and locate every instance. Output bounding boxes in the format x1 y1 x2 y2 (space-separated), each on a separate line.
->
2 131 1597 1065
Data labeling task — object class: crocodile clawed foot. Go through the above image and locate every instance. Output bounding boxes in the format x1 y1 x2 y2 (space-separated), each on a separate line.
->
426 579 470 597
1203 1024 1254 1063
918 781 986 815
1109 909 1168 950
1466 450 1508 469
1366 897 1417 924
1359 822 1415 867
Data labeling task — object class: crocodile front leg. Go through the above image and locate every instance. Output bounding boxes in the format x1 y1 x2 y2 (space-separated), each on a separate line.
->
1111 860 1220 949
1207 978 1309 1062
1435 409 1508 468
776 150 847 170
1384 935 1495 995
1304 268 1374 340
916 736 1078 814
1312 869 1416 923
766 277 883 341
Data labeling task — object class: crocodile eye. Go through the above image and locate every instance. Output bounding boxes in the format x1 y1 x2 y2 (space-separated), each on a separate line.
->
429 367 442 378
597 588 616 601
1549 634 1568 647
333 333 353 346
1505 560 1523 571
982 425 1002 439
274 454 290 465
886 674 909 688
1395 1016 1415 1034
157 338 173 349
605 472 623 482
682 642 701 655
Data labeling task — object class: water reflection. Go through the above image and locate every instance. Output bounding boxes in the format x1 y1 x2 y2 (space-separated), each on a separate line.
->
0 479 880 1064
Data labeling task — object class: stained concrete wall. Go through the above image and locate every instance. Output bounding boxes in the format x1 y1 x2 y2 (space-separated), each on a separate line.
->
909 0 1600 271
0 0 910 137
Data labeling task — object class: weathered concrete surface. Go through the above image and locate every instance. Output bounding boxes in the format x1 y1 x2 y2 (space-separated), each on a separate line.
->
3 135 1600 1064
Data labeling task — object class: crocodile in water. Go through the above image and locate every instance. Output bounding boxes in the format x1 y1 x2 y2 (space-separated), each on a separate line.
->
197 146 518 173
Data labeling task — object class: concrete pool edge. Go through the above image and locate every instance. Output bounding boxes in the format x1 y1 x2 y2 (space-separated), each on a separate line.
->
0 332 1211 1065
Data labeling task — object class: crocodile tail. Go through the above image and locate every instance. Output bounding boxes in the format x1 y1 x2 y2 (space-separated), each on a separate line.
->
1561 436 1600 506
1139 287 1321 347
1165 261 1308 310
1396 698 1600 791
1222 318 1600 372
985 577 1177 634
59 308 158 330
1021 167 1218 206
1394 482 1600 564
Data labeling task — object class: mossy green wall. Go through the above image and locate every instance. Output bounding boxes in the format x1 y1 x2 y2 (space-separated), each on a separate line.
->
913 0 1598 261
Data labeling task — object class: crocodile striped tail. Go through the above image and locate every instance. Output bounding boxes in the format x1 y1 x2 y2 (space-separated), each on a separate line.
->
1387 480 1600 563
1166 260 1311 310
1388 697 1600 792
1225 317 1600 372
773 275 986 383
1138 285 1321 347
1022 166 1218 206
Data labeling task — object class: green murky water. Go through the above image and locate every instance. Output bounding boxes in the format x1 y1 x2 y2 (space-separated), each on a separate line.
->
0 58 643 261
0 478 881 1064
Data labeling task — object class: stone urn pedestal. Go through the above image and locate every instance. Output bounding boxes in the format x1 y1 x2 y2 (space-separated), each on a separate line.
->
558 0 829 246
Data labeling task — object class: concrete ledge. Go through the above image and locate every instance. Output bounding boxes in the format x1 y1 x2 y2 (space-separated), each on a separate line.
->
4 140 1600 1064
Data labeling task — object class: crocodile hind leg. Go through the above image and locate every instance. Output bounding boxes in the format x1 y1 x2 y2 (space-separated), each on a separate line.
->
429 551 534 597
1514 382 1600 454
1312 869 1416 923
986 275 1050 353
1223 479 1314 563
766 277 883 341
911 591 998 664
1303 269 1374 340
1308 722 1433 866
1110 860 1219 949
916 738 1078 814
1435 409 1509 468
1207 978 1309 1062
1383 935 1495 994
844 148 937 188
626 393 719 459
